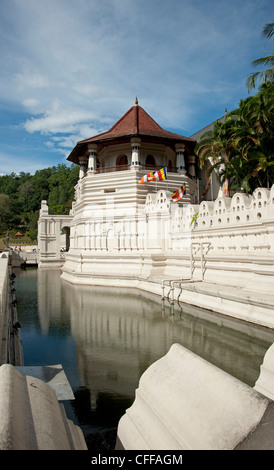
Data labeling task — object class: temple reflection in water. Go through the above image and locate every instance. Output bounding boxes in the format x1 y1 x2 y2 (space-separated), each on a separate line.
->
33 268 274 406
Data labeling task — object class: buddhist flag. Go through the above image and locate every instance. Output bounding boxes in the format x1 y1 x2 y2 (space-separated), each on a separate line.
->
224 179 229 196
202 176 211 198
139 167 167 184
172 184 186 202
252 165 262 177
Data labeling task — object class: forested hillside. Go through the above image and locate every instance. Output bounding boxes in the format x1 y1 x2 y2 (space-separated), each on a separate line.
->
0 164 79 241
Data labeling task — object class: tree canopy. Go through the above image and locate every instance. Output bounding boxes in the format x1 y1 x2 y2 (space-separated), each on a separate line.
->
246 22 274 92
195 81 274 195
196 22 274 195
0 164 79 239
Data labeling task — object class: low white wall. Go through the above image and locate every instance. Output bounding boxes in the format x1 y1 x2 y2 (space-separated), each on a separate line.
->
0 256 9 364
0 364 87 450
38 201 73 268
255 343 274 401
61 185 274 289
36 183 272 326
0 256 8 316
116 343 274 450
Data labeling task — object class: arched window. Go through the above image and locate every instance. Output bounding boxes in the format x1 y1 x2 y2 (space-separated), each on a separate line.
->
116 155 128 168
145 155 155 169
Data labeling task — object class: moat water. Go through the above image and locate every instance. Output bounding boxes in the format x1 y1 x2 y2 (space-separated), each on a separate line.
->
14 266 274 450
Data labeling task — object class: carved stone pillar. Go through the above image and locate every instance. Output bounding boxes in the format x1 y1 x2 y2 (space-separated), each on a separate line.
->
79 156 88 179
187 155 196 177
40 200 49 216
175 144 186 174
131 138 141 169
87 144 97 174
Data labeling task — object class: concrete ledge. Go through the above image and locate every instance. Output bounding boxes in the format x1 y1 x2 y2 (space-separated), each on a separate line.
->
116 343 274 450
15 364 75 401
61 269 274 329
0 364 87 450
0 257 9 364
255 343 274 401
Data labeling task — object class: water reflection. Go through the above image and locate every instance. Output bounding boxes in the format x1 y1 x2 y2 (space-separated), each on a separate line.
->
62 276 274 390
15 267 274 449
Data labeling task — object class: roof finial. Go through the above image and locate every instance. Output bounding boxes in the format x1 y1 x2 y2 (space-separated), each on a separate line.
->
135 96 138 106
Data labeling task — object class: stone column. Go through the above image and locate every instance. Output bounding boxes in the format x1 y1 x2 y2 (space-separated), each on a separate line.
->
87 144 97 174
40 200 49 216
79 156 88 179
187 155 196 177
38 201 49 255
131 138 141 169
175 144 186 174
55 219 61 259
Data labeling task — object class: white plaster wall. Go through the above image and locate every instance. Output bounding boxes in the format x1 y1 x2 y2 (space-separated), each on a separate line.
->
116 343 273 450
61 183 274 289
38 201 73 267
0 257 9 362
58 182 274 329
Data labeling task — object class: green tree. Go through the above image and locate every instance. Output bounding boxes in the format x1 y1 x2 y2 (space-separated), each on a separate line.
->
0 194 13 232
231 83 274 190
18 180 35 212
0 163 79 232
246 22 274 92
48 164 78 214
195 116 236 187
195 83 274 194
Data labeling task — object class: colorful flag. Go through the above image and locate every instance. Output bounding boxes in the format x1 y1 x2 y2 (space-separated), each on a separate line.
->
224 179 228 196
139 167 167 184
252 166 261 177
172 184 186 202
202 177 211 197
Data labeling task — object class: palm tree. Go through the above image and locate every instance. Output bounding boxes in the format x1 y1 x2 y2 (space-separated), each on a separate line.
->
232 83 274 188
195 116 238 194
246 22 274 92
195 83 274 194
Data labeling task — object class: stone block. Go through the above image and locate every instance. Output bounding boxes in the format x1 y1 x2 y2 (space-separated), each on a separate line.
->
116 343 274 450
0 364 87 450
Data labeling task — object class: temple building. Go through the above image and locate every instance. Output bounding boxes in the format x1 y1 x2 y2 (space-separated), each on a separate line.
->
67 97 198 196
38 100 274 329
56 99 200 282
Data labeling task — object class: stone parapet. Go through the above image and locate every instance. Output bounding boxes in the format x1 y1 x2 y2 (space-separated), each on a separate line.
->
116 343 274 450
0 364 87 450
0 256 9 363
56 184 274 327
0 255 23 365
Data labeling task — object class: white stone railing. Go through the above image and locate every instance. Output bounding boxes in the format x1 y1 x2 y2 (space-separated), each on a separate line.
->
68 185 274 256
148 185 274 233
196 186 274 230
142 185 274 290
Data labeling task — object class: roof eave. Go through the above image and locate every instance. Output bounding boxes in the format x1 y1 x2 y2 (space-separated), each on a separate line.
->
67 132 196 164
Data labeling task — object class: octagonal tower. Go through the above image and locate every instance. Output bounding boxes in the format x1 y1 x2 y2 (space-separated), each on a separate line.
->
61 100 197 285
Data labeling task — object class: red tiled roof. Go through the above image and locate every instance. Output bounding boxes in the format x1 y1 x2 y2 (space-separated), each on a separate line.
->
67 101 196 163
81 103 195 143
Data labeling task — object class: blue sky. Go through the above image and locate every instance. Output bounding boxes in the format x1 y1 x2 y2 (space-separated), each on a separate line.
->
0 0 273 175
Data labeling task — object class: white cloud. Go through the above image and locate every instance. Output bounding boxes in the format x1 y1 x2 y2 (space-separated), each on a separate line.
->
22 98 42 114
0 0 273 172
47 124 104 156
24 106 96 134
15 66 50 91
